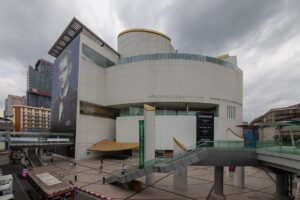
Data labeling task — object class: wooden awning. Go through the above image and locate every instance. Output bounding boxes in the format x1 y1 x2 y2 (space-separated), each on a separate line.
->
88 139 138 152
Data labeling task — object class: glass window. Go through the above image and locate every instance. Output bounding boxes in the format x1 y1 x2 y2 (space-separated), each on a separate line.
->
80 101 116 118
129 107 144 116
82 44 115 68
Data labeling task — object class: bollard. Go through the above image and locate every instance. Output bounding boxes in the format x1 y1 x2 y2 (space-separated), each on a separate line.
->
75 175 77 182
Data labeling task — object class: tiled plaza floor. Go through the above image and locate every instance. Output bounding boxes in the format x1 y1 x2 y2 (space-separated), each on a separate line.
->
38 156 278 199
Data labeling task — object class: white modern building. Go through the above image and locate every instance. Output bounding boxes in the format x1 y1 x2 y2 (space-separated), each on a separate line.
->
49 18 243 160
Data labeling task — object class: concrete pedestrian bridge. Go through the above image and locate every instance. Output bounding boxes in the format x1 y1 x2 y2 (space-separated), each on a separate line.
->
106 140 300 200
106 141 300 183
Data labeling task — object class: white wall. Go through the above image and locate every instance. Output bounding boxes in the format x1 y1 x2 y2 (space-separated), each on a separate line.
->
118 31 175 57
75 115 115 160
116 115 243 150
75 34 118 160
155 116 196 150
105 59 242 108
116 116 143 143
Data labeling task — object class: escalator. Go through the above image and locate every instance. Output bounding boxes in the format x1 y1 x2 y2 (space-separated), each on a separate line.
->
106 140 257 184
106 142 207 184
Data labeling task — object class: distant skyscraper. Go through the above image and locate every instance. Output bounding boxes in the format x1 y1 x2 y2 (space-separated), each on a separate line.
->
4 95 26 117
27 59 53 108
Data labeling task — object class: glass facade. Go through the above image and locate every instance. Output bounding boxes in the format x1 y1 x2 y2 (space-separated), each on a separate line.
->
117 53 242 73
82 44 115 68
119 106 219 117
27 59 53 108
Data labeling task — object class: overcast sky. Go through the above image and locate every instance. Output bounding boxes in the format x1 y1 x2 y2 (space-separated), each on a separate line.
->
0 0 300 122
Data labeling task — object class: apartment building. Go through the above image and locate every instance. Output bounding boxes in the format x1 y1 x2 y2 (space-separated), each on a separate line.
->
12 105 51 132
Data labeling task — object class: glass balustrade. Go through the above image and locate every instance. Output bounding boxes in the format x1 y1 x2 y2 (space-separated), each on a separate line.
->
117 53 242 73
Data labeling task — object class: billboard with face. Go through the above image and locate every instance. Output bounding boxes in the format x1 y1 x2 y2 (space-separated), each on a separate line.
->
51 35 80 133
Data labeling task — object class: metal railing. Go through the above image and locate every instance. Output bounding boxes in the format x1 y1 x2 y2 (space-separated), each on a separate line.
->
109 140 255 178
256 141 300 156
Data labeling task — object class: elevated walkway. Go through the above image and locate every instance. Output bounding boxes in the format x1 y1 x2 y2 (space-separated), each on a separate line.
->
106 141 258 184
106 140 300 184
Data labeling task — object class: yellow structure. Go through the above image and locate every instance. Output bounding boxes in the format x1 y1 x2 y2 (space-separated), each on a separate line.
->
215 53 229 60
89 139 138 152
118 28 171 41
144 104 155 111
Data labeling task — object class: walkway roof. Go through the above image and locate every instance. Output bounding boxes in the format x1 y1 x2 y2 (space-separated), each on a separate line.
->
88 139 138 152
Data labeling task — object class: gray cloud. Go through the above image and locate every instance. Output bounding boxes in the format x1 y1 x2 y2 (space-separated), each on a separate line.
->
0 0 82 116
112 0 300 121
1 0 300 121
0 0 82 67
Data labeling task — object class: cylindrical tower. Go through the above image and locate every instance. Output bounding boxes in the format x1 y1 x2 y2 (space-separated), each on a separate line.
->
118 28 176 57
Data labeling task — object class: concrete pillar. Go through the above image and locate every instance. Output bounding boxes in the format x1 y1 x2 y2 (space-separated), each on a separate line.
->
144 104 155 185
234 166 245 188
210 166 226 200
274 173 289 200
173 138 187 190
225 167 233 178
39 148 44 158
295 175 300 200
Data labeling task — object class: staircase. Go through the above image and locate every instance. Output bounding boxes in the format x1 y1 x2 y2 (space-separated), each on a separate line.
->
106 142 207 184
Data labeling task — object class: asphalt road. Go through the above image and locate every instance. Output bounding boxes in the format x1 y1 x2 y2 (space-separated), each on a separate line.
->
1 164 99 200
1 164 31 200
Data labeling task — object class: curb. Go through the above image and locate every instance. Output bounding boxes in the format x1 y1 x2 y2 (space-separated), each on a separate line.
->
74 186 112 200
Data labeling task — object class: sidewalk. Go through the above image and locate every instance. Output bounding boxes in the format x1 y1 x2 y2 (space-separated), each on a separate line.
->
37 156 276 199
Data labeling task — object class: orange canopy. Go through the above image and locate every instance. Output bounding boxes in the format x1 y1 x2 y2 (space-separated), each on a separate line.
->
88 139 138 152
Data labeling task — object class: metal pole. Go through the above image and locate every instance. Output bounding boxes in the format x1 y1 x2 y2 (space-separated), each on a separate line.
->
214 166 224 196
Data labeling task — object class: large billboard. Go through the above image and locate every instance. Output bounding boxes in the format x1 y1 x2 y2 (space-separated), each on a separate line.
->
51 35 80 133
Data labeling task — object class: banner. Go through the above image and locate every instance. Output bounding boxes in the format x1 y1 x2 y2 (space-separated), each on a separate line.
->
196 112 214 146
51 35 79 133
139 120 145 169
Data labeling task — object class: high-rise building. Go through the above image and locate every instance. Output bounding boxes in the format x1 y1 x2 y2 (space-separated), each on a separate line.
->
12 105 51 132
4 95 26 117
27 59 53 108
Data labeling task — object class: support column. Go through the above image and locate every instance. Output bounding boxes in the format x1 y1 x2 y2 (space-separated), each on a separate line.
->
144 104 155 185
225 167 233 178
295 175 300 200
210 166 226 200
234 166 245 188
173 138 187 190
39 148 44 158
274 173 289 200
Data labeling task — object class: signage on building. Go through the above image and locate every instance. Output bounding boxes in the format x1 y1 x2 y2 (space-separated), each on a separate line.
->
196 112 214 145
139 120 144 169
31 88 50 97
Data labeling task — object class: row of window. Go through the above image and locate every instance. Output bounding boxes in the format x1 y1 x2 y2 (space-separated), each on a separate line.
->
117 53 242 73
118 106 237 119
22 120 49 124
227 106 236 119
119 106 219 117
81 43 241 73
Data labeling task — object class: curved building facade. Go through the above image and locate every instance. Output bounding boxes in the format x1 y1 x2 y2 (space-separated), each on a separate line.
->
49 19 243 159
